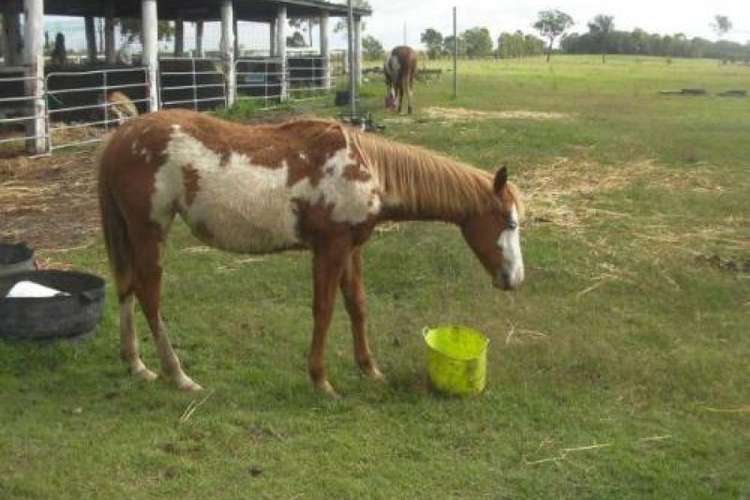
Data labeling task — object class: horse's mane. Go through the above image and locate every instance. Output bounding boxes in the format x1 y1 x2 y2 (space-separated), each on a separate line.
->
350 130 522 217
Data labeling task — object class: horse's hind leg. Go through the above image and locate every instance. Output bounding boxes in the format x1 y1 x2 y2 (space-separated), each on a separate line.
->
340 247 384 382
131 226 202 391
119 293 158 381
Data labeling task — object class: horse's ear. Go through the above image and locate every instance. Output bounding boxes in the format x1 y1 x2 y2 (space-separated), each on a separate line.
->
494 166 508 194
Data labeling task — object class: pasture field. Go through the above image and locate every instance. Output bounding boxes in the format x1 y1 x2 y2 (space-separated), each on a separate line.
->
1 55 749 499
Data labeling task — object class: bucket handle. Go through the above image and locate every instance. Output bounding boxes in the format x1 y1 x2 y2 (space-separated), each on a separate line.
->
421 326 430 338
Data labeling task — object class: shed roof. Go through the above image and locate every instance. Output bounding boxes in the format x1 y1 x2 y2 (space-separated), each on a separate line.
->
43 0 371 21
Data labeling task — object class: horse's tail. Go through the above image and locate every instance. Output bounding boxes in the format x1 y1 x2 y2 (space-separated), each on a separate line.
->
97 136 133 297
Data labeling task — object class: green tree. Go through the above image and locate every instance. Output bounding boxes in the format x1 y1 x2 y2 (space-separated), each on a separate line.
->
333 0 371 34
533 9 574 62
462 27 493 58
421 28 444 59
286 31 306 48
289 18 318 47
442 35 466 57
119 19 175 42
588 14 615 63
361 35 384 60
711 15 732 38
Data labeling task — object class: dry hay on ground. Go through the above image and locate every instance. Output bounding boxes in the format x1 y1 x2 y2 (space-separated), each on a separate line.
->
0 150 99 251
423 106 571 122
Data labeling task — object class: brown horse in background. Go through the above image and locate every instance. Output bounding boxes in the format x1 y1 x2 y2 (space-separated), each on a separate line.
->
384 46 417 114
97 109 524 397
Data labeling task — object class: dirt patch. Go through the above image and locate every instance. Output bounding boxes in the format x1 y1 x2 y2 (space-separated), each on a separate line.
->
423 106 571 122
0 150 99 251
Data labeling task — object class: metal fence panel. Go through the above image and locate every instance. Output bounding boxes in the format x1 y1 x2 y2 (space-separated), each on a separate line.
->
45 67 148 151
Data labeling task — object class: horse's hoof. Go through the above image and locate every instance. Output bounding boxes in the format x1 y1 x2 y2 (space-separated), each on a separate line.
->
133 367 158 382
316 380 341 400
173 374 203 392
368 367 386 384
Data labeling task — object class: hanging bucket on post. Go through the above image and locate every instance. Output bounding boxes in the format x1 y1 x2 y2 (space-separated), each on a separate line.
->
423 325 489 396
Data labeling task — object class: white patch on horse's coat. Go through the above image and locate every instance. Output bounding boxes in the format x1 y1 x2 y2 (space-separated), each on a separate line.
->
299 152 307 161
293 147 381 224
497 205 524 288
150 127 380 253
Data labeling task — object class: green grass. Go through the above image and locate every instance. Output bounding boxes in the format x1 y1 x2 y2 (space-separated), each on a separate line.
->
1 55 749 499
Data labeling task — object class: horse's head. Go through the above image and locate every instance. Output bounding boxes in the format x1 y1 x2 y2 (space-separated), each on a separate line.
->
461 167 525 291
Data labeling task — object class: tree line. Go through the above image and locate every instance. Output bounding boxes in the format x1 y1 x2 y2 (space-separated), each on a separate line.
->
421 27 546 59
414 12 749 63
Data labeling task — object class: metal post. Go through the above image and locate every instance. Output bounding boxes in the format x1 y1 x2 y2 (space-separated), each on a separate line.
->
85 16 97 63
104 0 116 64
23 0 45 153
347 0 355 117
196 21 204 58
269 19 276 57
221 0 236 107
354 15 362 87
142 0 159 112
276 5 287 101
453 6 457 99
320 12 330 89
103 70 109 130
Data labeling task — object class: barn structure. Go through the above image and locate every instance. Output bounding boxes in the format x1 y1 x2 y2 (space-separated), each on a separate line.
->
0 0 369 154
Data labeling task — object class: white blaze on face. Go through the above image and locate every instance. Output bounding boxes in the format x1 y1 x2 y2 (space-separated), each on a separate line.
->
496 205 524 288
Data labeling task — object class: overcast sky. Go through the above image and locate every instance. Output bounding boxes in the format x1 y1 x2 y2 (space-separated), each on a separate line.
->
348 0 750 49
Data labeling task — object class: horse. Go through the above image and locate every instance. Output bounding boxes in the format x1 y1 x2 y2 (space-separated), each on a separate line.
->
102 91 139 126
97 109 525 397
384 46 418 114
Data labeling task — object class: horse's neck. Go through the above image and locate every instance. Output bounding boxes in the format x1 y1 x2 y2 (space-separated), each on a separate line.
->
368 142 494 224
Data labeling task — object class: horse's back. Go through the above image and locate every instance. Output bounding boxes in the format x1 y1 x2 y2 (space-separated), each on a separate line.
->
100 110 381 254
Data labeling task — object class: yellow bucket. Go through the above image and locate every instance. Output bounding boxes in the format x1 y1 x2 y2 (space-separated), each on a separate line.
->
423 325 489 396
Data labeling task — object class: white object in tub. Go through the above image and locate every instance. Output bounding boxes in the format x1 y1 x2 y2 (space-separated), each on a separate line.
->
5 281 70 298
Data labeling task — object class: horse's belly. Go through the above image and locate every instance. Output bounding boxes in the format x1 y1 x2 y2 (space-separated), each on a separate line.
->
181 171 301 254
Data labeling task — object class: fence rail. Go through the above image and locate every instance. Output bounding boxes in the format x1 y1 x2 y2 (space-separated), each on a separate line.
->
159 57 227 112
3 53 339 155
0 74 47 150
45 67 148 151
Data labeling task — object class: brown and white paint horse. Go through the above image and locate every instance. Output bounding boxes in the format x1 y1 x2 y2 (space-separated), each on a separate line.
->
384 46 417 114
98 109 524 396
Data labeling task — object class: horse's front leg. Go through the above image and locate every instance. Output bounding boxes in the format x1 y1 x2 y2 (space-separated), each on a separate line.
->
340 247 384 382
309 239 350 398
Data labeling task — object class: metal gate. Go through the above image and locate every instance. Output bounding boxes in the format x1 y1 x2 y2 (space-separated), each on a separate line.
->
159 57 227 111
45 67 149 151
0 73 47 153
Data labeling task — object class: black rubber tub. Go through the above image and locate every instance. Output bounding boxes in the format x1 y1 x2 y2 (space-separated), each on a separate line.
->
0 270 106 341
0 242 35 278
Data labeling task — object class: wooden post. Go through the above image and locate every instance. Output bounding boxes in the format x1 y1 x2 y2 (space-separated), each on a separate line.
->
174 18 184 57
195 21 204 58
319 11 330 89
142 0 159 112
23 0 46 153
353 15 362 86
2 1 22 66
269 18 276 57
104 0 116 64
276 4 287 100
85 16 97 63
221 0 236 107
